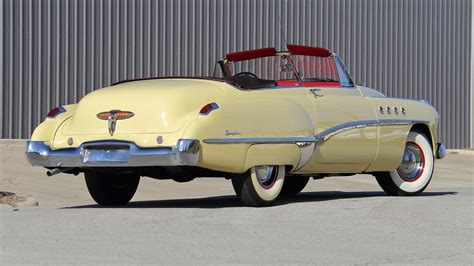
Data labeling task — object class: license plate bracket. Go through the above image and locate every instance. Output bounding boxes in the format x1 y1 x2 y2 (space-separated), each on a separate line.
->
82 145 130 164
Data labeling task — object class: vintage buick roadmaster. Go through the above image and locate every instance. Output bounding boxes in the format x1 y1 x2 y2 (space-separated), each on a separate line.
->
26 44 446 207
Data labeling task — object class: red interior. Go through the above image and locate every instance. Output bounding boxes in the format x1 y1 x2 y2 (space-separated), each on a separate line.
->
276 80 341 87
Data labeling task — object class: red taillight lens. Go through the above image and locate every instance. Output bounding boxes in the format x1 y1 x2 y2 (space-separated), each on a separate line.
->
199 102 219 115
46 106 66 118
96 111 134 120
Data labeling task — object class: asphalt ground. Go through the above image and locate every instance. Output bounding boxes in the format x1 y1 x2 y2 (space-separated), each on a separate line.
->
0 140 473 264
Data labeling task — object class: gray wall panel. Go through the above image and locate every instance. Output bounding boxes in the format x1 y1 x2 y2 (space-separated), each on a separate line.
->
1 0 472 148
472 0 474 149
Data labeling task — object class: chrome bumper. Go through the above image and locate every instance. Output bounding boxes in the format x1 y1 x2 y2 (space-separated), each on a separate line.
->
25 139 200 168
436 143 446 159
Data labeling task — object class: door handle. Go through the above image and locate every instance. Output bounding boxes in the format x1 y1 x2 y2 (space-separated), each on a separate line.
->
310 89 324 98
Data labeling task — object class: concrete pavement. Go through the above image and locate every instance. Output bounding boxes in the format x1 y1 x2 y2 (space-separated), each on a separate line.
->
1 140 473 264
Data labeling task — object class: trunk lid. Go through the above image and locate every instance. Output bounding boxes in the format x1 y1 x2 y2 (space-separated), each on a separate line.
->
61 79 227 135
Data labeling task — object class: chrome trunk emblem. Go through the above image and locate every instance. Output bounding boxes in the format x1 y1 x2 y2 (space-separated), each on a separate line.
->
108 113 117 136
97 110 134 136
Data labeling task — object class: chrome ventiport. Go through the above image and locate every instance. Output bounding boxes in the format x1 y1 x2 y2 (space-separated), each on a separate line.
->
394 106 399 115
378 106 384 114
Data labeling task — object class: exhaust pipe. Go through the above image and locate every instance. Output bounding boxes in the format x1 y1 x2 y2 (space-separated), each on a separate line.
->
46 167 74 177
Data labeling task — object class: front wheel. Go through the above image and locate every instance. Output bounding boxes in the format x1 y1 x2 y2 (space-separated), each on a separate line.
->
374 131 434 196
231 165 285 207
85 171 140 206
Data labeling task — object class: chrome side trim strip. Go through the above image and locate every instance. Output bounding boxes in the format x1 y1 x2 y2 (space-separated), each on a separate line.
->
203 119 430 144
317 120 379 142
378 119 430 125
318 119 430 142
202 136 317 144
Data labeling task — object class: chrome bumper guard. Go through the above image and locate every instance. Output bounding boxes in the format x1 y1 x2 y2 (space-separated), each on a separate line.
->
436 143 446 159
25 139 200 168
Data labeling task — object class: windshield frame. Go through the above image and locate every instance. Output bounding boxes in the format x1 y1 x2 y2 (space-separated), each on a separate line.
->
216 51 355 88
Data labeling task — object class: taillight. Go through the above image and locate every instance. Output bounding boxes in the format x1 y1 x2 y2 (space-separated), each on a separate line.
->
199 102 219 115
96 111 134 120
46 106 66 119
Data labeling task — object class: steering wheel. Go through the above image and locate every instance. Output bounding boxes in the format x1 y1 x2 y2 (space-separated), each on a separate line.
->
234 72 259 79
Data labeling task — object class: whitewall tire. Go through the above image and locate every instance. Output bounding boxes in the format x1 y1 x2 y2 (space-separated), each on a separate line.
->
231 165 285 207
375 131 434 196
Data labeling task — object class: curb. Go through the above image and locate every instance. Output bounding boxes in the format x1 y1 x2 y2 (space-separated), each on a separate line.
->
14 195 39 208
448 149 474 156
0 192 39 208
0 139 26 147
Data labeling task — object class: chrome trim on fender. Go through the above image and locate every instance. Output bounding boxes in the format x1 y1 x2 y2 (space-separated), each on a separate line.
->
177 139 201 153
378 119 430 125
202 136 317 144
436 143 446 159
203 119 430 145
318 119 430 142
25 139 200 168
317 120 379 142
294 142 315 171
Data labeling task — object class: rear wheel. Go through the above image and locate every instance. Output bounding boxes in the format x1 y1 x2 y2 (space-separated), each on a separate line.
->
374 131 434 196
231 165 285 207
280 176 310 197
85 171 140 206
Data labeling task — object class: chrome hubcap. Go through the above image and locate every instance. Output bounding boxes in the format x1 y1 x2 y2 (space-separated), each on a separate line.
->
397 142 425 182
255 165 278 189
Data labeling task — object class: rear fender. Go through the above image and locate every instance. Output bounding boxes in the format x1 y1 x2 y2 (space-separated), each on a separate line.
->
30 104 77 145
183 97 315 173
244 144 301 172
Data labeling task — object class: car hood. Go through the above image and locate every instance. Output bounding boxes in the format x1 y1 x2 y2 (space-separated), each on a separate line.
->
61 79 227 135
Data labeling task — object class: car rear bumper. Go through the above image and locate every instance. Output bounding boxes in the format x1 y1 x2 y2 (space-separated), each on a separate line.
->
25 139 200 168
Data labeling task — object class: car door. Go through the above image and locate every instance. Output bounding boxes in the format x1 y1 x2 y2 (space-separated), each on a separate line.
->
297 56 378 173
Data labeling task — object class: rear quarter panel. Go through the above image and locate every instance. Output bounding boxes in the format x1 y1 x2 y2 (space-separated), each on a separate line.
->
30 104 77 145
183 96 315 173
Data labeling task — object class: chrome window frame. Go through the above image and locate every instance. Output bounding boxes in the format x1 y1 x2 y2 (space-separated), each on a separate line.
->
333 53 355 88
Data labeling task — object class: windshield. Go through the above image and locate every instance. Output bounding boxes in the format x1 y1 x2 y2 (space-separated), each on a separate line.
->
225 55 340 82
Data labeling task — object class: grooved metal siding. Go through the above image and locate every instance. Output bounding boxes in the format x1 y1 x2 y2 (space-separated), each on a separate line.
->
1 0 472 148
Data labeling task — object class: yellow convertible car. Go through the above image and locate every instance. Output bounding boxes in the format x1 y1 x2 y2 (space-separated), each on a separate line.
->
26 44 446 207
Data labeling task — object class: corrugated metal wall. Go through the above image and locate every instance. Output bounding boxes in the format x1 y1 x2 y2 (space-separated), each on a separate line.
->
1 0 472 148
